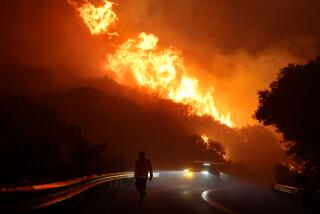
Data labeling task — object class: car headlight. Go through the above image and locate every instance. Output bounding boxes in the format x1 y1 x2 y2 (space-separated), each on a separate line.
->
201 170 209 175
184 171 194 178
184 169 193 178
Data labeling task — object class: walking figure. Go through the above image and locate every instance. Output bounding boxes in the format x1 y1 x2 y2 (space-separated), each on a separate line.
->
134 151 153 200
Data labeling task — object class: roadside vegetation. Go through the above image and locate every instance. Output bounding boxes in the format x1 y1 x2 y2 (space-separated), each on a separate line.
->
254 57 320 191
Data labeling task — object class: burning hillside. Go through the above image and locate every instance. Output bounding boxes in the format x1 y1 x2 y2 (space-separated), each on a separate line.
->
68 0 233 127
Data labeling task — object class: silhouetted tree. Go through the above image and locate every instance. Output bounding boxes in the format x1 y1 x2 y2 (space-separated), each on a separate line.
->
193 135 226 163
254 57 320 187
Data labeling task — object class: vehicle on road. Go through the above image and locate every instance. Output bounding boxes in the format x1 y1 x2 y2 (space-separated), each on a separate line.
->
184 161 225 178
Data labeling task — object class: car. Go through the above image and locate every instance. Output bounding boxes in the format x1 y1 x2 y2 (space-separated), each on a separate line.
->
184 161 221 178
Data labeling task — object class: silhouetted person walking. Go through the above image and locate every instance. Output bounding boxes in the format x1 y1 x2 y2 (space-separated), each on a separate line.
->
134 151 153 200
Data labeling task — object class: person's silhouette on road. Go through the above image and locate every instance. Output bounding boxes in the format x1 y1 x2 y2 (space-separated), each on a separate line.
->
134 151 153 200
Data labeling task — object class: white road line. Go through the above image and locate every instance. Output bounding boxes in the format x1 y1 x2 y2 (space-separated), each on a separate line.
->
202 186 239 214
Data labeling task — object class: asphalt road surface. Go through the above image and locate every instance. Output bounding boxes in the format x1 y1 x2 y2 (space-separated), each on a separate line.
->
29 171 319 214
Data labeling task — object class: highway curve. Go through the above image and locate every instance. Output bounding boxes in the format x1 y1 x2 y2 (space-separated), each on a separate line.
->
28 171 319 214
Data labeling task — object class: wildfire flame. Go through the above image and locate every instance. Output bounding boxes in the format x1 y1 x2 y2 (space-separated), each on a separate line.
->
68 0 118 36
67 0 234 127
108 33 233 127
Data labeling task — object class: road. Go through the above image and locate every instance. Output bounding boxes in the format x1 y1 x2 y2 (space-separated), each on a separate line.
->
29 171 319 214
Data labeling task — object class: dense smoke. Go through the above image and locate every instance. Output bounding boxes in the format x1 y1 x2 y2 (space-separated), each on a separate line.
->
117 0 320 125
0 0 111 77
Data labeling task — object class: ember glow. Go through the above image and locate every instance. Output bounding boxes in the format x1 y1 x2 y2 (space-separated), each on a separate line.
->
201 134 210 148
108 33 234 127
68 0 118 36
223 154 230 161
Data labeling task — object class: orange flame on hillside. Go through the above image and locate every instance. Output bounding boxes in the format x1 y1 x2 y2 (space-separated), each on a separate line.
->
108 33 234 127
68 0 118 36
68 0 234 127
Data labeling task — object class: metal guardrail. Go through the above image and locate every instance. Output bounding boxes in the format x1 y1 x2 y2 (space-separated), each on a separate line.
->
0 172 132 193
272 183 302 195
273 183 320 197
0 172 159 213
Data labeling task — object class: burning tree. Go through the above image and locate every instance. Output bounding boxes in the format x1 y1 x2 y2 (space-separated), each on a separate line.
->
254 57 320 189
